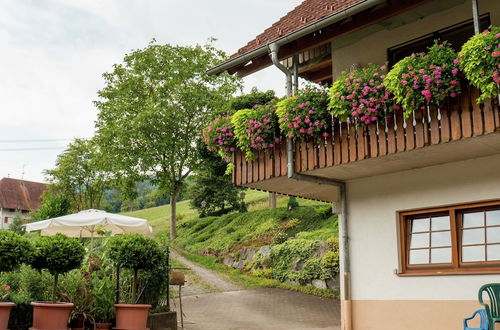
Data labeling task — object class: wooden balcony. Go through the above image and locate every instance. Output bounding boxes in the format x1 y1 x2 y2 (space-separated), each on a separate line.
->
232 86 500 202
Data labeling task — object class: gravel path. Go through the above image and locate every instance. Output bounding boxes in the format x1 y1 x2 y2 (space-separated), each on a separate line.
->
170 250 242 293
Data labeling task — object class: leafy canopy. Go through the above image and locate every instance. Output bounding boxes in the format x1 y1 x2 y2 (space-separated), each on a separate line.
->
106 233 163 271
0 231 33 272
31 233 85 276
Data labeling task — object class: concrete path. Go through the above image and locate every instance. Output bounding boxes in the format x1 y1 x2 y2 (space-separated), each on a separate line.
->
169 251 340 330
170 250 241 292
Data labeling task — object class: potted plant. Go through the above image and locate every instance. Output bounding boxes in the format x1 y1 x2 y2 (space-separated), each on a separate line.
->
30 233 85 330
107 233 163 330
90 272 115 330
202 113 237 162
0 230 33 330
459 25 500 103
276 84 330 139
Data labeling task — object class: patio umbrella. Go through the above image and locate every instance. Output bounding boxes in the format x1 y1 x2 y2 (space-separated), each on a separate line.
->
25 209 153 237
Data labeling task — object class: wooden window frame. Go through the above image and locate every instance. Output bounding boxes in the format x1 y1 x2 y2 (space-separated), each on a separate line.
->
398 200 500 276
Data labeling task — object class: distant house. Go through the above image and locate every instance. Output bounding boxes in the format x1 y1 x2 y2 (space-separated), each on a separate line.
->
0 177 47 229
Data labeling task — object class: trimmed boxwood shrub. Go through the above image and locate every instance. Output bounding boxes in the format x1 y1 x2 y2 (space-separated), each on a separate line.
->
0 231 33 273
107 233 164 304
31 233 85 302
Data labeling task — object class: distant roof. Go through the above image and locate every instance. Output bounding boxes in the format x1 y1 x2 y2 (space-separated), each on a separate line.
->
0 177 47 211
230 0 364 59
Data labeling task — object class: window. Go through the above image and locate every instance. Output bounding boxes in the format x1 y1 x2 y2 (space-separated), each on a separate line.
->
399 201 500 275
387 14 491 67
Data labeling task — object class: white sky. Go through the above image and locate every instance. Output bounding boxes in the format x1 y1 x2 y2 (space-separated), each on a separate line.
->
0 0 303 182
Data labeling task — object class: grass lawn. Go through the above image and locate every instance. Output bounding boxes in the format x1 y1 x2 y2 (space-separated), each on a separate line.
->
122 189 322 231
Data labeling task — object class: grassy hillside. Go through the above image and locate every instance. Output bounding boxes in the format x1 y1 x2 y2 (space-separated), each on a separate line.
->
123 189 270 230
173 204 337 254
123 189 327 231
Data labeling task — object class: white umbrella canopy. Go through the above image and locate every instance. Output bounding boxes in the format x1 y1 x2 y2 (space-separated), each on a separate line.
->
25 209 153 237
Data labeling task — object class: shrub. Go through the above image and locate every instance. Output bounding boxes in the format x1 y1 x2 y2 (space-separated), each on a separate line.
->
202 114 236 161
283 218 301 230
31 233 85 302
273 231 288 244
107 233 164 303
330 64 391 124
385 41 461 118
459 26 500 102
276 85 330 139
287 196 299 210
0 230 33 273
232 101 280 159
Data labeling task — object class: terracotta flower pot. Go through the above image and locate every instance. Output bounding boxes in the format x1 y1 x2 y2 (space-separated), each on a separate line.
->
95 322 112 330
114 304 151 330
0 302 15 330
31 302 74 330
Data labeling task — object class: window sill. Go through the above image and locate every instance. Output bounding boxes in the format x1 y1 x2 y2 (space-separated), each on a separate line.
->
397 269 500 277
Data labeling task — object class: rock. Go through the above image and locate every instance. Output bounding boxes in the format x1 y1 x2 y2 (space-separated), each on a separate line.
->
232 260 245 269
311 279 327 290
291 258 304 271
222 256 235 267
326 277 339 290
240 247 257 262
258 245 272 258
285 279 300 286
312 241 329 258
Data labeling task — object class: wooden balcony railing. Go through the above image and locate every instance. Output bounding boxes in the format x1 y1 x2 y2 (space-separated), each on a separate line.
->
233 86 500 186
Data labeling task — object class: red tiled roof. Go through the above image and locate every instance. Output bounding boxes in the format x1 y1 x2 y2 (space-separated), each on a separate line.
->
0 177 47 211
230 0 365 59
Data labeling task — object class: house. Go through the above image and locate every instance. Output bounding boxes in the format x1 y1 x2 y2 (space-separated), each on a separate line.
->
208 0 500 329
0 177 47 229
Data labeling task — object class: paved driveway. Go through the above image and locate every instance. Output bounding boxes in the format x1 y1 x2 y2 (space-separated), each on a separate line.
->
179 288 340 330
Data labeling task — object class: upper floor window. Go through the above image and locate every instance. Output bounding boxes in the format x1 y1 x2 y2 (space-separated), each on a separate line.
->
399 201 500 275
388 14 491 67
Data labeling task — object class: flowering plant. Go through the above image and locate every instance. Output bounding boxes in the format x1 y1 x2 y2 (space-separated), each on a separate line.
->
231 101 280 159
459 25 500 102
384 41 461 118
329 64 391 124
0 284 10 302
276 85 330 139
202 113 236 161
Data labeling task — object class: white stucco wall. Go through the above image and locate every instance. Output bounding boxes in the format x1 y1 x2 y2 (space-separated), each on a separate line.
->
331 0 500 79
347 153 500 301
0 209 30 230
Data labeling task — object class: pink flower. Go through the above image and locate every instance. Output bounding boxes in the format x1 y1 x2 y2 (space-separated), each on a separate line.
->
2 284 9 291
492 51 500 58
450 93 456 98
401 80 408 86
421 89 432 103
453 59 459 65
496 33 500 39
451 68 459 76
229 147 235 152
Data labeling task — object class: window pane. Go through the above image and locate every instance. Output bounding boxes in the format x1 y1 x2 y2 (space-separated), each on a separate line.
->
412 218 430 232
463 228 485 245
410 233 429 248
463 212 484 228
432 216 450 231
487 210 500 226
462 246 486 262
431 231 451 247
487 245 500 261
487 227 500 244
431 248 452 264
409 249 429 264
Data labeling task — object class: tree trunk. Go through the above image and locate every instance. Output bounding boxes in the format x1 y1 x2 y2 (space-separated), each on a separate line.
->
269 192 277 209
169 184 181 241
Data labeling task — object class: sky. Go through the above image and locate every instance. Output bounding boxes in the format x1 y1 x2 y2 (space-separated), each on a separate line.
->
0 0 303 182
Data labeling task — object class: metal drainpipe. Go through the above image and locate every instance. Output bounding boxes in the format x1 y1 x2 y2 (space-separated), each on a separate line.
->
270 42 351 330
472 0 480 35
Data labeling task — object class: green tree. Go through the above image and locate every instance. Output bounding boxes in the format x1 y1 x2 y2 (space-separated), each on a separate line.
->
9 210 26 235
30 188 72 221
188 142 241 217
94 40 241 240
45 138 110 211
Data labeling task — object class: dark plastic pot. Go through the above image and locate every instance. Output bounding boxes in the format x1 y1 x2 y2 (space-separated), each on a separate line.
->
31 302 74 330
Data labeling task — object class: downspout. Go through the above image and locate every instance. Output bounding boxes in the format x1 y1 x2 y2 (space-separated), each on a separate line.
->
270 43 351 330
471 0 480 35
